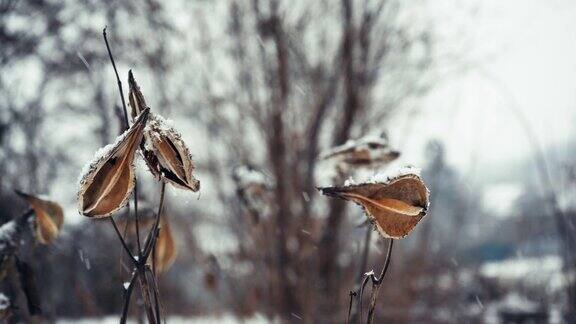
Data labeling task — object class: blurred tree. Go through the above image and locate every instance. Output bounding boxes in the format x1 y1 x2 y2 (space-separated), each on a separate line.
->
187 0 440 321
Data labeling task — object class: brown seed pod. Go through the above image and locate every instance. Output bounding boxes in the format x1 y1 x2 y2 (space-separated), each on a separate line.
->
77 109 149 217
128 71 200 191
15 191 64 245
152 217 177 274
321 133 400 167
319 169 429 239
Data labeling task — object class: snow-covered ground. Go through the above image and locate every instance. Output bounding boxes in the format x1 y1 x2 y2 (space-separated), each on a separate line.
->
58 314 276 324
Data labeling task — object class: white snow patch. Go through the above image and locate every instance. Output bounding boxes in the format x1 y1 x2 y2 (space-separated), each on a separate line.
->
0 293 9 310
344 166 421 186
369 166 421 183
480 255 567 292
0 221 17 249
320 133 390 160
344 177 356 186
233 166 268 188
498 292 540 313
57 314 275 324
482 182 522 217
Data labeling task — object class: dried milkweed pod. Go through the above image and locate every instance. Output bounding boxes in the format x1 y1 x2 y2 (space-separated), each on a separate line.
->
232 165 272 223
128 71 200 191
152 217 177 274
318 167 429 239
15 191 64 245
321 133 400 167
77 108 149 217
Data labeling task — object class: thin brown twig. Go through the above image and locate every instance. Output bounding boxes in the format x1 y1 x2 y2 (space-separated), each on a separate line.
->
355 238 394 324
346 291 357 324
367 239 393 324
134 182 142 255
143 183 166 259
103 27 129 129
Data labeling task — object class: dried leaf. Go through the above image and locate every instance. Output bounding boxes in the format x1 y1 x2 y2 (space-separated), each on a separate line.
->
77 109 149 217
128 72 200 191
319 172 429 239
153 217 177 273
15 191 64 245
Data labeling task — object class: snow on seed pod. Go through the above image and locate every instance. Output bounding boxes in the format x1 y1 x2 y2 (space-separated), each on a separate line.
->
318 167 429 239
128 71 199 191
77 108 149 217
321 132 400 167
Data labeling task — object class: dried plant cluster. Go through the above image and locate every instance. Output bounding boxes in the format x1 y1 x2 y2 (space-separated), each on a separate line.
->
317 135 430 323
0 191 64 320
74 28 199 323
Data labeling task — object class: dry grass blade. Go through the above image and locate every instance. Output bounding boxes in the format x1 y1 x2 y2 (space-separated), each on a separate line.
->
152 217 177 274
15 191 64 244
77 109 149 217
319 172 429 239
128 72 200 191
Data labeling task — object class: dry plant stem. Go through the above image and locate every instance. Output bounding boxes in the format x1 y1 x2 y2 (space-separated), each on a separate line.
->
358 227 372 281
348 226 373 322
346 291 357 324
103 27 130 129
103 27 164 323
357 238 393 324
110 217 136 263
146 266 163 323
137 268 157 324
120 183 167 324
103 27 143 256
366 239 393 324
120 272 138 324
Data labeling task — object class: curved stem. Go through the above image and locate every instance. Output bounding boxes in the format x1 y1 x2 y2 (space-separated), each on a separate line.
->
367 239 393 324
355 238 394 324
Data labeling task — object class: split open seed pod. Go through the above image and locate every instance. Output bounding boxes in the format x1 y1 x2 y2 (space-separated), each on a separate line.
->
77 108 149 217
152 217 177 274
128 71 200 191
321 133 400 167
15 191 64 245
318 169 429 239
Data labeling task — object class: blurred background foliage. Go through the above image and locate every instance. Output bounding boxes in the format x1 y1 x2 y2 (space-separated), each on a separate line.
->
1 0 576 322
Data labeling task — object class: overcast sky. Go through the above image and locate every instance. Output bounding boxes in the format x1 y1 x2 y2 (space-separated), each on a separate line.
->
393 0 576 177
